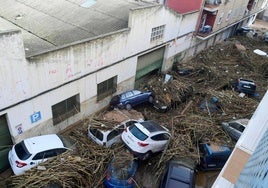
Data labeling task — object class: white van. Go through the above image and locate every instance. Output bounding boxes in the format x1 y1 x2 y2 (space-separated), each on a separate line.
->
88 119 143 147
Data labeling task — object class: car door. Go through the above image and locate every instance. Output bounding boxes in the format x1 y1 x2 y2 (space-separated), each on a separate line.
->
106 124 125 147
132 90 146 105
31 151 48 168
88 128 104 145
150 133 170 153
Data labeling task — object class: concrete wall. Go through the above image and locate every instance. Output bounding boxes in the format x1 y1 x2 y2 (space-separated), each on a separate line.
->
0 30 30 109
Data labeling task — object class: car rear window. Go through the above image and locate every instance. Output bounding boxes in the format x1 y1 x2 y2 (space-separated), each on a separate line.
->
89 128 104 141
14 141 32 160
107 125 124 141
129 125 148 141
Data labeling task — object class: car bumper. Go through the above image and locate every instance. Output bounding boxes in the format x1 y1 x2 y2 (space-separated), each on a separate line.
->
104 179 134 188
121 136 146 158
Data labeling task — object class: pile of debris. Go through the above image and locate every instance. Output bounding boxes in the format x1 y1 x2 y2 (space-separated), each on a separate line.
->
6 35 268 188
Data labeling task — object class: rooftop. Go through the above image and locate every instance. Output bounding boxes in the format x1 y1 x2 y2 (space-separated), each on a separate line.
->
0 0 154 57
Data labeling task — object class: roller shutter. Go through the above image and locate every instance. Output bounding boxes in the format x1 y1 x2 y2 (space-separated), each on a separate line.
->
0 115 13 172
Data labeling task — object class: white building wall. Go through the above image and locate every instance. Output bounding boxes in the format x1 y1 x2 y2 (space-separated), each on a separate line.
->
0 30 30 109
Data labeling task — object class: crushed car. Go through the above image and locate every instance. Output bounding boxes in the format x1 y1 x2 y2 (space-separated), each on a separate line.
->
198 143 232 171
110 89 154 110
230 78 256 95
104 152 138 188
159 160 196 188
221 118 249 141
88 119 143 147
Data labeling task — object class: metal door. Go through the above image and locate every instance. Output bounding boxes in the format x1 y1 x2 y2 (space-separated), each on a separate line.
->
0 114 13 172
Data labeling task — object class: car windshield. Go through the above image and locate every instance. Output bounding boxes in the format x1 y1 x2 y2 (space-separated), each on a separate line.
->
14 141 32 160
229 122 245 132
58 135 75 149
129 125 148 141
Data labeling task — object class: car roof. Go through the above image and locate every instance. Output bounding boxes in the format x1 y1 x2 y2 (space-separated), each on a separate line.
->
238 78 255 84
23 134 64 154
166 161 194 188
140 121 168 133
205 143 231 154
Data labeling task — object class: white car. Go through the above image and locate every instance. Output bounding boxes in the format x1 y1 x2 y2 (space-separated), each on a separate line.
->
8 134 75 175
221 118 249 141
88 119 143 147
121 120 171 160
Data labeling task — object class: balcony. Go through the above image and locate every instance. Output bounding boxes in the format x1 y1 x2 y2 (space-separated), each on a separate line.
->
204 0 221 12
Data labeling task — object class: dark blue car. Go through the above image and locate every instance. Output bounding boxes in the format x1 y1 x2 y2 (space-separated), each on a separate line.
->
198 143 232 171
159 160 196 188
236 78 256 95
110 89 154 110
104 157 138 188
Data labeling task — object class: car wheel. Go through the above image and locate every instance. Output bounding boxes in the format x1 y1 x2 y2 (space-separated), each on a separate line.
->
140 151 151 161
148 96 154 103
126 104 132 110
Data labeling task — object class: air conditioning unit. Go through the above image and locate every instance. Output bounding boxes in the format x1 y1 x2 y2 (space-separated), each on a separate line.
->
206 0 222 4
203 25 212 33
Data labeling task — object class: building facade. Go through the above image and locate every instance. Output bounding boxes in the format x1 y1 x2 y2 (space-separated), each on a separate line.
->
0 1 267 172
0 2 201 144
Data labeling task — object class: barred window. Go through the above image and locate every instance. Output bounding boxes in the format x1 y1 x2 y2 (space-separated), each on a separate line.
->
97 76 117 101
150 25 165 42
52 94 80 125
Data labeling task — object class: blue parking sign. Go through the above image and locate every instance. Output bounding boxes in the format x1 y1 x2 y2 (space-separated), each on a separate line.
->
30 111 41 123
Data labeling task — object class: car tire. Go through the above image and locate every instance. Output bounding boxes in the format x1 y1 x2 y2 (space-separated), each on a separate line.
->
126 104 132 110
148 96 154 103
140 151 151 161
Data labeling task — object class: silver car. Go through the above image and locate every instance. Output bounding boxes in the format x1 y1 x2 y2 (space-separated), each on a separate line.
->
221 119 249 141
88 119 143 147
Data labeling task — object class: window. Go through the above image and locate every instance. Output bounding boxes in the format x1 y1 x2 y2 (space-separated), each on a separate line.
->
218 13 224 24
129 125 148 141
226 10 232 21
89 128 104 141
150 25 165 42
52 94 80 125
107 129 121 142
15 141 32 160
151 133 170 141
97 76 117 101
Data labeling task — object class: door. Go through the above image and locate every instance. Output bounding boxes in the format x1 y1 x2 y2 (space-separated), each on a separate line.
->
0 114 13 172
135 47 165 88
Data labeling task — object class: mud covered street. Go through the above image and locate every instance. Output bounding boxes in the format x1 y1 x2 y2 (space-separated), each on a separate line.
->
4 21 268 188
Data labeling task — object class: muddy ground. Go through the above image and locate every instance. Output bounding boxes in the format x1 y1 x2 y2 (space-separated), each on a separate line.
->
5 20 268 188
